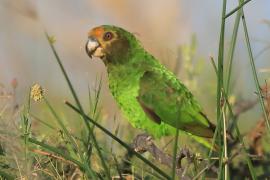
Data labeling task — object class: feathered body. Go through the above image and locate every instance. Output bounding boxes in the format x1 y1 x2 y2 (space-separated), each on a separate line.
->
86 25 215 139
107 51 176 137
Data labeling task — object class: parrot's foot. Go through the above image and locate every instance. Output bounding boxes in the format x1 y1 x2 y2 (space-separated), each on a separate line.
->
177 147 193 169
131 133 153 153
116 133 154 178
130 134 195 179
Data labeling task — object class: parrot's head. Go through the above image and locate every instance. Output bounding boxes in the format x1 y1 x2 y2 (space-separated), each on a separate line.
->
85 25 141 65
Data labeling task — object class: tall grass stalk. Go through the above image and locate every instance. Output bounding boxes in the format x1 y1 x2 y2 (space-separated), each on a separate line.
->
224 0 252 18
216 0 227 144
205 57 221 180
223 7 242 178
240 8 270 129
224 2 267 177
21 91 31 175
223 91 257 179
216 1 227 179
225 6 241 94
210 54 257 180
45 32 111 179
85 77 103 166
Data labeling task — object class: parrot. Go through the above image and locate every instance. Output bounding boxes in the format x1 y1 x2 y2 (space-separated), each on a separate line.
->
85 25 216 140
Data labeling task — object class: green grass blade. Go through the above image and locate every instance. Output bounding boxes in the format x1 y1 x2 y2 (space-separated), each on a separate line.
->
30 113 56 130
171 129 179 180
93 76 102 116
216 1 227 179
210 56 218 75
217 148 224 180
241 12 270 129
225 6 242 94
225 0 252 19
216 0 227 140
44 98 80 152
205 57 221 180
234 126 257 180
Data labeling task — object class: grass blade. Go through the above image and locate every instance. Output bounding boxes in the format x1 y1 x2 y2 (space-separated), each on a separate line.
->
225 0 252 19
240 11 270 129
44 98 81 155
171 129 179 180
216 1 227 179
225 5 242 94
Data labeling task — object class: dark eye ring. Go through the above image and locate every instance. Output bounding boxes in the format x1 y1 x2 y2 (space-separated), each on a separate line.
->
103 32 113 41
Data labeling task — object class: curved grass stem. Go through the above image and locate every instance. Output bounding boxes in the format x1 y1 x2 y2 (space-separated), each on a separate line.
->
241 13 270 129
45 32 111 179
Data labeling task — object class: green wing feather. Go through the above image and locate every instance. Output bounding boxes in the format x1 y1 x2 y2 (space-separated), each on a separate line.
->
137 69 215 138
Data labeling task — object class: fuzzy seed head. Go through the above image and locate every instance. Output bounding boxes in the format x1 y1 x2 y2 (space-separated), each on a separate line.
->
30 84 44 102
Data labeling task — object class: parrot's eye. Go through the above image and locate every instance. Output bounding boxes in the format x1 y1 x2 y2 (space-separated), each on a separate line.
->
103 32 113 41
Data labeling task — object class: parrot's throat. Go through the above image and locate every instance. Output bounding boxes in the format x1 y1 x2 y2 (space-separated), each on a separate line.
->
104 41 131 65
104 52 131 66
103 35 142 66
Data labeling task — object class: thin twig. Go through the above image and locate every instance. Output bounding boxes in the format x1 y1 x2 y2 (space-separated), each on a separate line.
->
31 149 77 166
192 161 216 180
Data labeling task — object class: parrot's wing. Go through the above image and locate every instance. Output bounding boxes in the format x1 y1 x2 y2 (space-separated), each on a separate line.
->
137 70 215 138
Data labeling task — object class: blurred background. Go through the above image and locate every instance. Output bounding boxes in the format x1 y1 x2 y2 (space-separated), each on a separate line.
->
1 0 270 134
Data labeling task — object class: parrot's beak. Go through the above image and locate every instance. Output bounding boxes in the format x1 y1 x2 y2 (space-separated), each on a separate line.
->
85 37 104 59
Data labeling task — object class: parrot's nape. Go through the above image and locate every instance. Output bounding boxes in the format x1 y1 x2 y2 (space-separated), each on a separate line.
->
85 25 216 140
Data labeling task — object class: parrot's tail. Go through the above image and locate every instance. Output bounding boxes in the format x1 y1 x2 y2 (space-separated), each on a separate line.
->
209 121 235 143
200 112 235 143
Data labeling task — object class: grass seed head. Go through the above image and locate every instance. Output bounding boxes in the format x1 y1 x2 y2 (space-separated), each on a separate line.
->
30 83 44 102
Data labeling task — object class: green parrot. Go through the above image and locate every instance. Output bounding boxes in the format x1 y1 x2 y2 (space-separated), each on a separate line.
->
85 25 216 139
